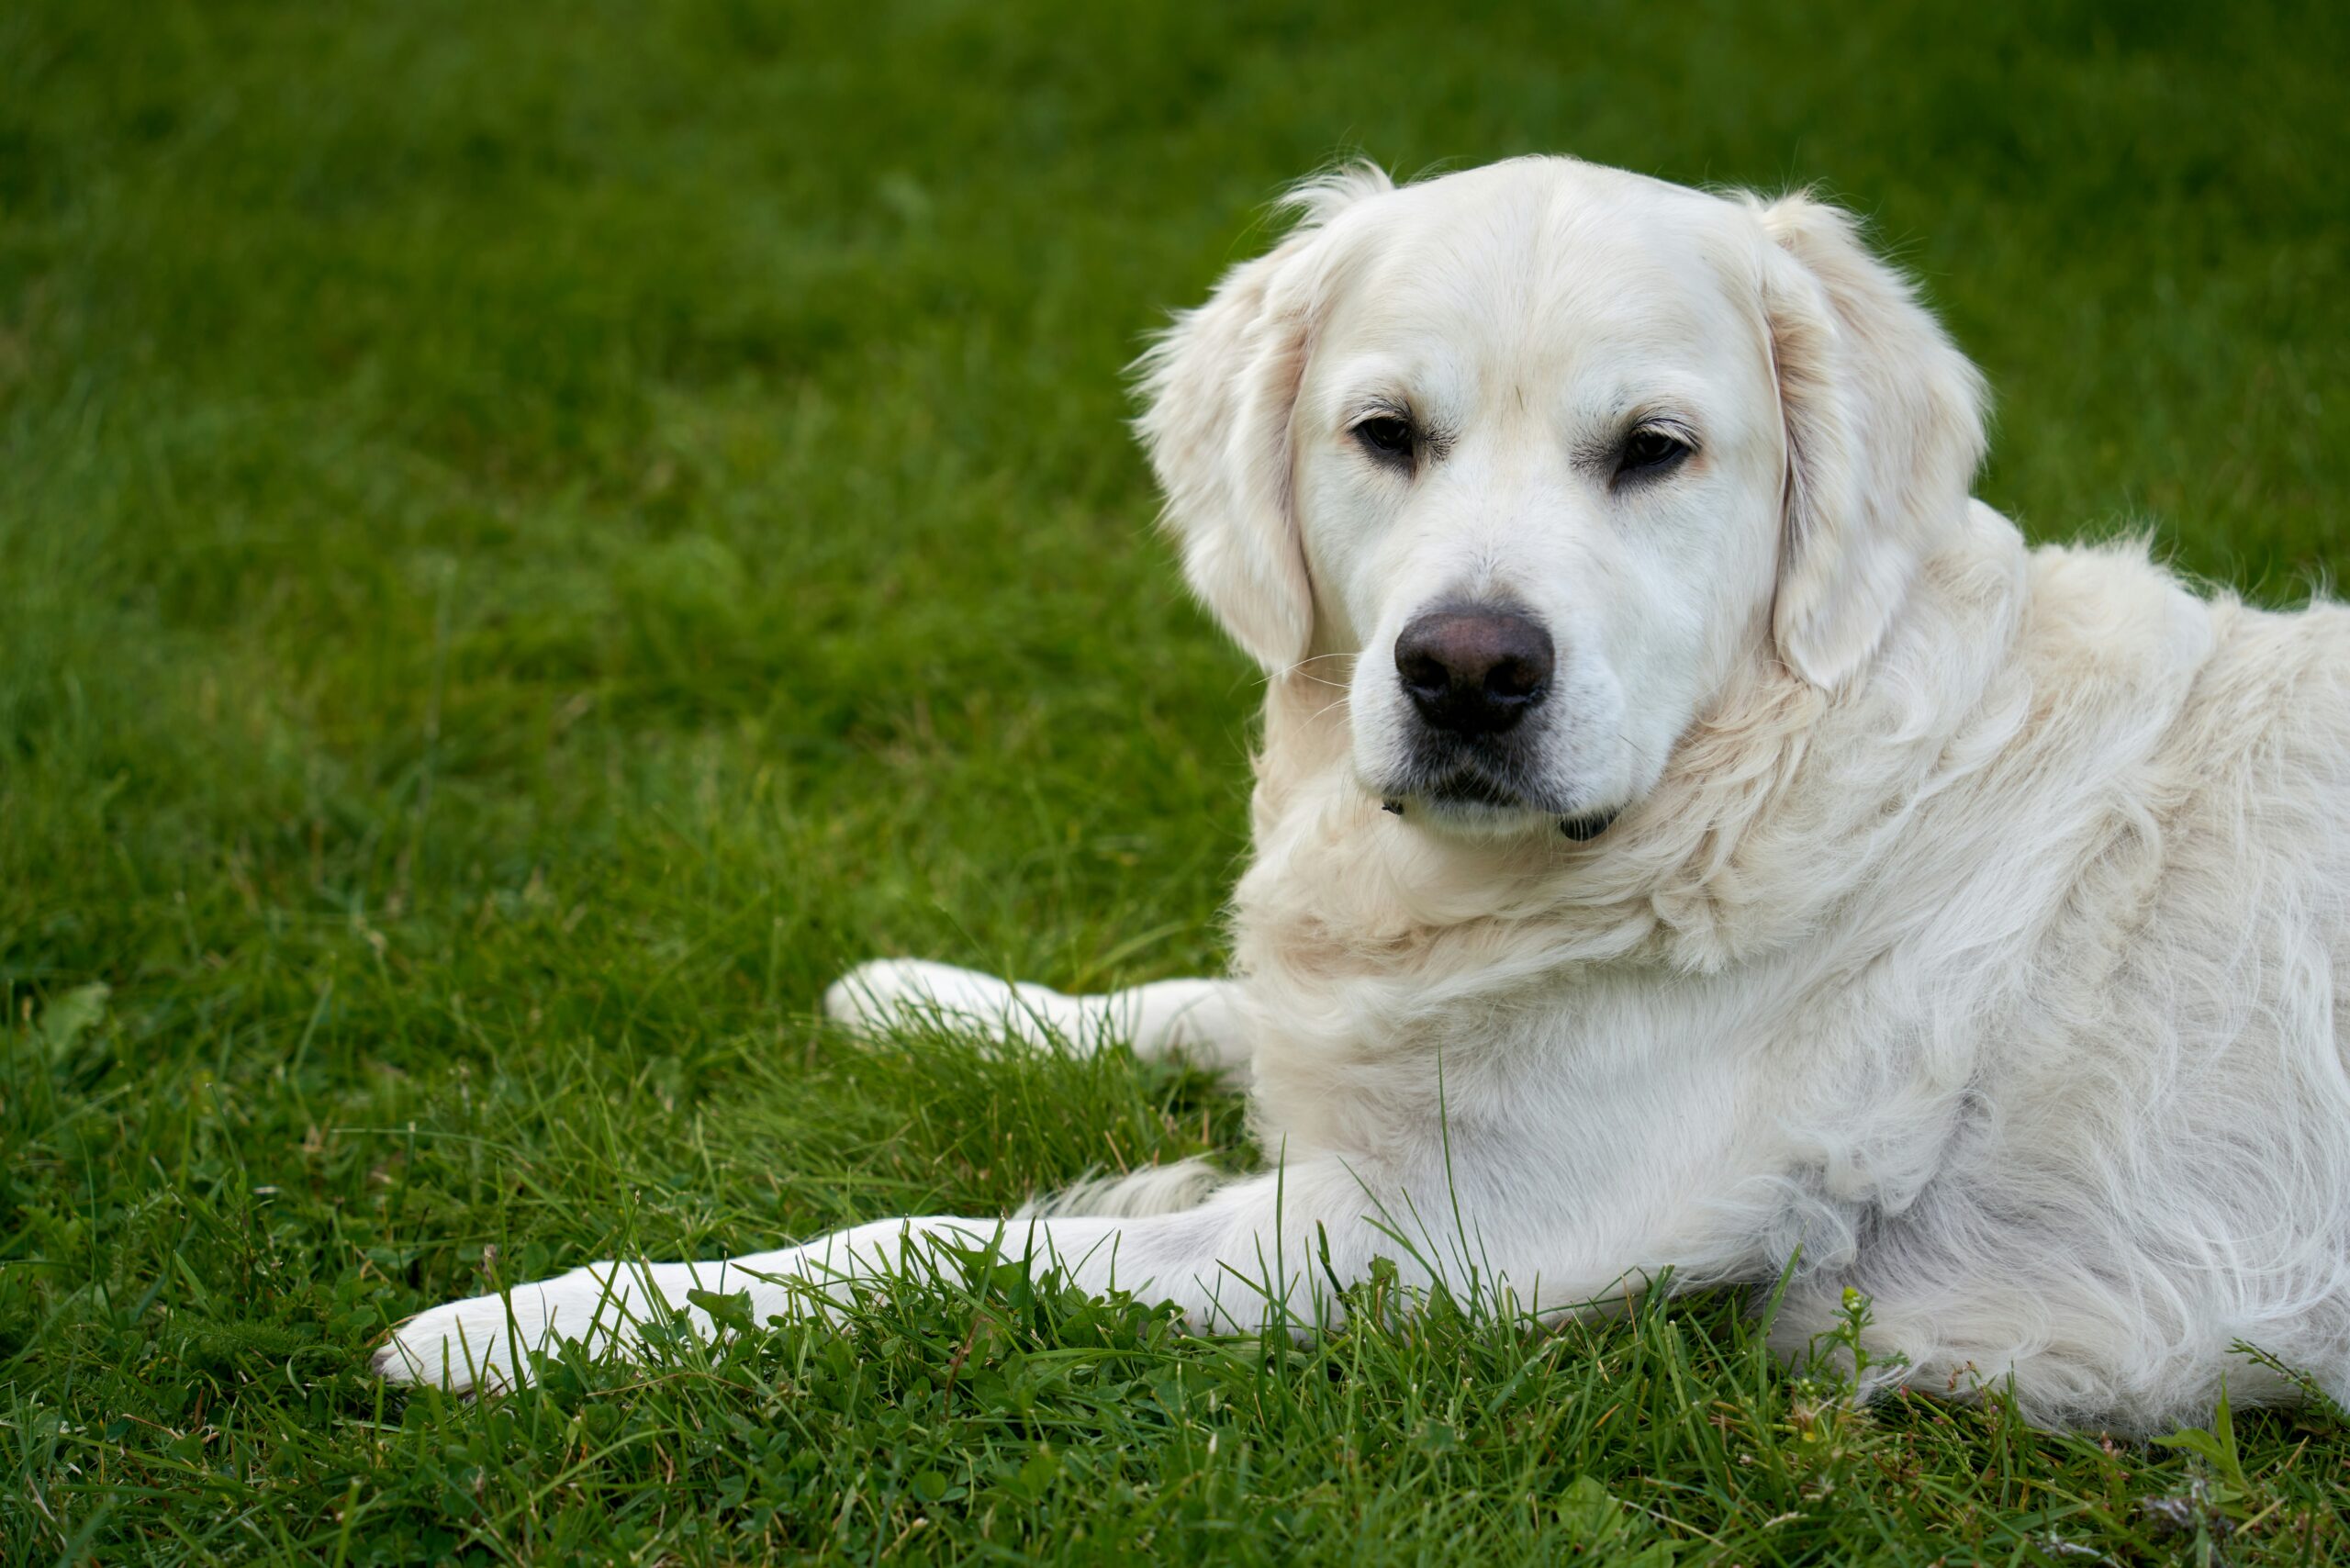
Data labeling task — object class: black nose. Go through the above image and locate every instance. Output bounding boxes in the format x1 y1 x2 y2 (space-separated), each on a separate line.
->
1393 606 1555 735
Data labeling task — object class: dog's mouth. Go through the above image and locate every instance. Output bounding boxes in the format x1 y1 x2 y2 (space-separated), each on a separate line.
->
1421 766 1531 811
1375 755 1616 840
1557 808 1618 842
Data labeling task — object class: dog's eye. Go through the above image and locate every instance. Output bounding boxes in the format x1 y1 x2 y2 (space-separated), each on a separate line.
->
1353 415 1416 463
1617 426 1693 478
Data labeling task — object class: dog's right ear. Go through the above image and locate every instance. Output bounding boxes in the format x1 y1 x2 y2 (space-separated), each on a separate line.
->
1134 166 1391 674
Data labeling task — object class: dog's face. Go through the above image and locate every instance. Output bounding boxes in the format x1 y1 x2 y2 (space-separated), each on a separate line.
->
1138 158 1985 844
1294 174 1785 837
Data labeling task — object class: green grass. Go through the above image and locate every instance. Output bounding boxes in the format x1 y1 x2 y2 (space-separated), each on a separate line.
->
5 0 2348 1560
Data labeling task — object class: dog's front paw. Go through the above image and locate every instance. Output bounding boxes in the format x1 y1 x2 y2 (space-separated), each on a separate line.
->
823 958 1076 1048
372 1265 646 1393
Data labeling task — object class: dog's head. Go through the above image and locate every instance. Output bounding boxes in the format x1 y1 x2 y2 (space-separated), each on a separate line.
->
1136 157 1986 842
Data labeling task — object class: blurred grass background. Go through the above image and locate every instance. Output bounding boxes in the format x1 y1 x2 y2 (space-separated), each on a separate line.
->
3 1 2345 1561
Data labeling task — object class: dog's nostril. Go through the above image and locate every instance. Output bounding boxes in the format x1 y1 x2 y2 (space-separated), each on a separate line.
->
1393 606 1556 735
1484 652 1546 700
1397 646 1454 700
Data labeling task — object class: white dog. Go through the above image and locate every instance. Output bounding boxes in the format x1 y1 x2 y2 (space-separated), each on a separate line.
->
375 157 2350 1434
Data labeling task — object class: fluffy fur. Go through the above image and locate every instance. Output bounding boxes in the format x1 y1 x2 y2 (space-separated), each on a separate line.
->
375 157 2350 1436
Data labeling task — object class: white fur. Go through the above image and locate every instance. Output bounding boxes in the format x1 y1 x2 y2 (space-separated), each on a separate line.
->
375 157 2350 1435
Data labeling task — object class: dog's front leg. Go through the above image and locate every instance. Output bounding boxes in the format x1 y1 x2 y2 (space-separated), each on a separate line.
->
824 958 1251 1076
372 1156 1527 1393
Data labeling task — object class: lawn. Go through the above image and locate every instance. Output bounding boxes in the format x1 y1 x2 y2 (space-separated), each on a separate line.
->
5 0 2348 1561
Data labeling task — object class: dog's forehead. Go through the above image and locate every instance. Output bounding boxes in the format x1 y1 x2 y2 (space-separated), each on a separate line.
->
1323 162 1757 371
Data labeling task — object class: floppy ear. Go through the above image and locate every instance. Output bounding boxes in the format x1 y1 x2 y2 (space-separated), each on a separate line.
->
1751 193 1988 689
1135 166 1390 673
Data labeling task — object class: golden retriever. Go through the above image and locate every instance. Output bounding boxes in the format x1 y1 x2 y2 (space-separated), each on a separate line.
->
377 157 2350 1434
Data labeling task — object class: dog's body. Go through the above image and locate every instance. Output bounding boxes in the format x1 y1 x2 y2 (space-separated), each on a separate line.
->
376 158 2350 1434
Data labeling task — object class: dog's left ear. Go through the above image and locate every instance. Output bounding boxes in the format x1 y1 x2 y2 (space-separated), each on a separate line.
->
1750 193 1988 690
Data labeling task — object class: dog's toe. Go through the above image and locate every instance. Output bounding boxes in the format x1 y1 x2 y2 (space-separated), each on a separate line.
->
824 958 1020 1040
370 1267 665 1393
371 1296 543 1394
372 1309 498 1393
